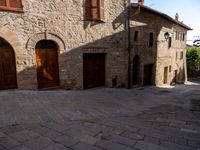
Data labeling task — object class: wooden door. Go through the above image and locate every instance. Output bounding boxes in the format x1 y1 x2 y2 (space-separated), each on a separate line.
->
0 47 17 90
36 49 60 89
163 67 168 84
143 64 154 85
132 55 140 85
83 53 105 89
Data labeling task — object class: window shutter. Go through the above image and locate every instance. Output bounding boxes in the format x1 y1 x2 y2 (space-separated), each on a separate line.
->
0 0 6 6
85 0 92 20
99 0 105 21
9 0 22 9
85 0 104 21
91 0 100 20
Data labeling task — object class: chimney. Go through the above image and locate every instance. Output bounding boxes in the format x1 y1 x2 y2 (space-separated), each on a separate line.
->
138 0 144 5
175 13 179 21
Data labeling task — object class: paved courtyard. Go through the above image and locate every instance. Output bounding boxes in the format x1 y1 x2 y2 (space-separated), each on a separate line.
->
0 83 200 150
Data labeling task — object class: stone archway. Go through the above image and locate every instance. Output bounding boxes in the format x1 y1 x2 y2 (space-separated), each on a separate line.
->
0 27 21 56
26 32 66 53
0 37 18 89
27 32 66 89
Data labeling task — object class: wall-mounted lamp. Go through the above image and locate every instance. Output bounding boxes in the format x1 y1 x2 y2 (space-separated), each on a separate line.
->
164 32 171 40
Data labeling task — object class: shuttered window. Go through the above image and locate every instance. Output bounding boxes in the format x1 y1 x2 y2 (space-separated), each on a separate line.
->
0 0 6 7
85 0 105 21
9 0 22 9
0 0 23 12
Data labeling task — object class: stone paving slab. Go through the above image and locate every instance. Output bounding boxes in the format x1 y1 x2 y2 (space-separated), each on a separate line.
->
72 142 102 150
53 135 79 147
0 84 200 150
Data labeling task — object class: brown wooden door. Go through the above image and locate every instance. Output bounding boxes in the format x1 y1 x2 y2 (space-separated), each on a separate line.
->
0 47 17 90
163 67 168 84
132 55 140 85
143 64 154 86
83 53 105 89
36 49 60 89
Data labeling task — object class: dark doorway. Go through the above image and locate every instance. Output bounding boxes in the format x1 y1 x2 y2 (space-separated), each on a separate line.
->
173 70 178 83
143 64 154 85
163 67 168 84
83 53 106 89
35 40 60 89
0 37 17 90
132 55 140 85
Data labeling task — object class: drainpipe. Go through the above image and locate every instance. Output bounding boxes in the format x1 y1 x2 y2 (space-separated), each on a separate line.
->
127 0 132 89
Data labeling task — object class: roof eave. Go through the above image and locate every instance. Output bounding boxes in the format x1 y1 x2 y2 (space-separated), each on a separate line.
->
131 3 192 30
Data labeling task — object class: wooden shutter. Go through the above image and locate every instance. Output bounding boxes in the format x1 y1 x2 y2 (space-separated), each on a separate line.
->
0 0 6 6
85 0 92 20
91 0 100 20
9 0 22 9
99 0 105 21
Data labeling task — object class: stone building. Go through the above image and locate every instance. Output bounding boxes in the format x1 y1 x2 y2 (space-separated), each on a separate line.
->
130 3 191 87
0 0 130 90
0 0 191 90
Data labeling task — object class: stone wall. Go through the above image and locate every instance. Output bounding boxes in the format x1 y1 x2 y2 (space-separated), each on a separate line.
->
0 0 129 89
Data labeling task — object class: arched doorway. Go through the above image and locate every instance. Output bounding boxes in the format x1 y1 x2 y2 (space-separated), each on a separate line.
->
132 55 140 85
0 37 17 90
35 40 60 89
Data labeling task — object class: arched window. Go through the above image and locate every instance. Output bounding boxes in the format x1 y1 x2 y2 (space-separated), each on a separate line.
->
0 0 23 12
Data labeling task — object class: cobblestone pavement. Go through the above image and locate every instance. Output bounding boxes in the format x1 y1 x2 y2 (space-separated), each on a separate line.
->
0 83 200 150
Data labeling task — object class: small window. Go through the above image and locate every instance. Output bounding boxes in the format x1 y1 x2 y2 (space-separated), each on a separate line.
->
134 31 138 42
0 0 23 12
149 32 153 47
177 32 180 40
85 0 105 21
180 51 183 60
182 33 185 41
168 37 172 49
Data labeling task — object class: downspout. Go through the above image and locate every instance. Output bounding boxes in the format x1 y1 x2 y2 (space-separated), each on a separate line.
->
127 0 132 89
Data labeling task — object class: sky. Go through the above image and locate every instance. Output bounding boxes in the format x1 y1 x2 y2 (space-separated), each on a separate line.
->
131 0 200 45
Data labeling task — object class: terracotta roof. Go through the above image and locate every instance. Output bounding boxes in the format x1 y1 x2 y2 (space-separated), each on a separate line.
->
131 3 192 30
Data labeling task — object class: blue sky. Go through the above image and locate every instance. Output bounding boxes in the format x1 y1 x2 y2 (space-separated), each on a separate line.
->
131 0 200 45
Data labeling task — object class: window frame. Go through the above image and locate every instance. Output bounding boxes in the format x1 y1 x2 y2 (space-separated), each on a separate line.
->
0 0 23 13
